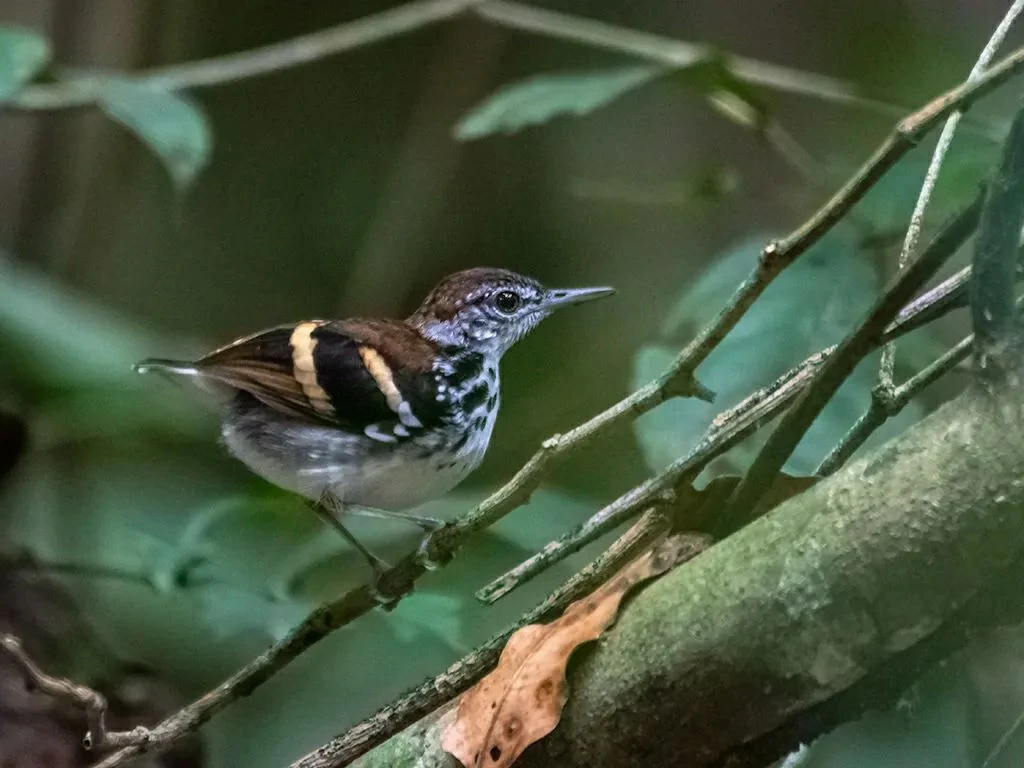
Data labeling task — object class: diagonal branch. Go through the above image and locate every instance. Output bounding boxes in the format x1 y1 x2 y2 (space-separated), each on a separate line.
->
0 633 147 751
877 0 1024 390
719 189 985 533
288 519 705 768
346 366 1024 768
11 0 890 113
816 333 974 475
61 29 1024 768
478 192 986 603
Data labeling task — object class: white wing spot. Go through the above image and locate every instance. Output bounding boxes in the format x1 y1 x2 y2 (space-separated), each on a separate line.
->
398 401 423 429
364 423 398 443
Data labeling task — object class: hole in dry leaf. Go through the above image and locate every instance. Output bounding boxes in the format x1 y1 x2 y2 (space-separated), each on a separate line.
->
490 745 502 761
537 679 554 702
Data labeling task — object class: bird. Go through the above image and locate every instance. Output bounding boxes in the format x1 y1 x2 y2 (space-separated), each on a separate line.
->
135 267 614 592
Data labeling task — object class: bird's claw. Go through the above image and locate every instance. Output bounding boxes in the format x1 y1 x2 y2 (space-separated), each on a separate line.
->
414 531 444 571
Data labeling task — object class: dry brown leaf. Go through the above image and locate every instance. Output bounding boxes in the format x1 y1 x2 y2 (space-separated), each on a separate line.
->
441 535 693 768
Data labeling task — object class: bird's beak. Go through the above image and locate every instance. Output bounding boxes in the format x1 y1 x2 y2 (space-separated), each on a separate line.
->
543 285 616 310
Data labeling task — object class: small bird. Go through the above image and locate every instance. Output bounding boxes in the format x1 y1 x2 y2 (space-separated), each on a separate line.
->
135 268 613 590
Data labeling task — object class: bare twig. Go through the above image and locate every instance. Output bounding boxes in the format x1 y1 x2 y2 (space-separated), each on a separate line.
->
477 503 669 604
472 2 891 112
10 0 889 114
0 633 147 751
720 190 985 533
477 507 667 604
288 523 708 768
817 334 973 475
9 549 281 602
763 43 1024 278
878 0 1024 390
982 706 1024 768
478 195 985 601
11 0 482 110
60 29 1024 768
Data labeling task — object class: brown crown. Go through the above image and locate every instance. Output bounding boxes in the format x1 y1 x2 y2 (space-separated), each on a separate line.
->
409 267 537 322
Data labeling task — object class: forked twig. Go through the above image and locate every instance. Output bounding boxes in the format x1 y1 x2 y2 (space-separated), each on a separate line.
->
0 633 148 751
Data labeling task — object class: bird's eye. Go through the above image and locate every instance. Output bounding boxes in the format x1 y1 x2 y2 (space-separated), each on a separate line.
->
493 290 522 314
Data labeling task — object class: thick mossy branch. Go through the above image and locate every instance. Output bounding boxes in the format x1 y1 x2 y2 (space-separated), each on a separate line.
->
352 377 1024 768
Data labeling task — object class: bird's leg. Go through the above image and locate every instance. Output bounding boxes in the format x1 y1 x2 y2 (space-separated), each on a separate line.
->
341 505 443 532
341 506 446 572
309 497 396 604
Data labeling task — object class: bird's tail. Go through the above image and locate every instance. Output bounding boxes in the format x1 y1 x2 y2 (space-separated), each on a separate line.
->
133 358 201 377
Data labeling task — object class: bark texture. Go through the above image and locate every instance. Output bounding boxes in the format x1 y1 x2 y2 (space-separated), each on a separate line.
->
352 375 1024 768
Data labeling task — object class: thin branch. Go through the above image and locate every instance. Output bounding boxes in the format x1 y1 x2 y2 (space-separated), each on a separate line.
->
720 190 985 534
817 334 973 475
288 522 708 768
11 0 483 110
473 2 893 112
878 0 1024 390
10 0 890 114
982 706 1024 768
0 633 147 751
477 505 667 604
9 549 281 602
476 349 829 600
817 250 1024 477
68 36 1024 768
763 43 1024 274
478 195 985 602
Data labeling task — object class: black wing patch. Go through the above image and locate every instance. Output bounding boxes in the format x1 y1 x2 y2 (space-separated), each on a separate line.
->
196 321 447 435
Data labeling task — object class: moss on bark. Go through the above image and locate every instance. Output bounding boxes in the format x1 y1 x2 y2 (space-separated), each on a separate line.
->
352 379 1024 768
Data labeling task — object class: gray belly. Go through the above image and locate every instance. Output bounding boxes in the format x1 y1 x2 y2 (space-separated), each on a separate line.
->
220 399 495 510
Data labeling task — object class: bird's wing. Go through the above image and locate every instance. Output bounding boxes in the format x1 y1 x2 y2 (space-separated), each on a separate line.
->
195 319 447 435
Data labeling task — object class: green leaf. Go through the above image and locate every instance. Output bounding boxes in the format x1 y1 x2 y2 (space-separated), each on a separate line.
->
0 252 156 386
0 252 211 442
634 227 927 477
839 146 995 236
455 66 662 141
96 79 212 190
671 53 769 132
0 26 49 102
454 52 771 142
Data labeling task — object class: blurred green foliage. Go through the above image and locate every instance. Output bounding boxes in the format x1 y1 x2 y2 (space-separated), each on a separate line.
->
97 80 212 192
0 25 47 101
0 2 1020 767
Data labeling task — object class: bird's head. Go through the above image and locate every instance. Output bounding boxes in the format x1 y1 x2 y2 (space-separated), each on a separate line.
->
407 267 614 357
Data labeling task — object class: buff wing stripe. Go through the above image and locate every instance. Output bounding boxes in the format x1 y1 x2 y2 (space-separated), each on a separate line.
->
290 322 336 417
357 345 424 429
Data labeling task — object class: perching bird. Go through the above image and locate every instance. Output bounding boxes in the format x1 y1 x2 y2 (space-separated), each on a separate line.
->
135 268 613 589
